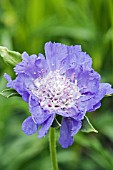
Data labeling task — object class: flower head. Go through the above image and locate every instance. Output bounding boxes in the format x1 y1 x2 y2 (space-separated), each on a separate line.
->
32 70 81 112
4 42 113 148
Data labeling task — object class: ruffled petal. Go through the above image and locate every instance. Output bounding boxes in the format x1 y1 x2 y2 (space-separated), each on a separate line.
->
12 74 31 102
14 52 48 78
45 42 89 73
22 116 38 135
29 95 39 108
87 83 113 112
68 45 92 70
29 95 51 124
30 105 51 125
57 107 79 118
88 102 101 112
4 73 30 102
14 52 36 75
34 53 49 77
59 118 81 148
57 105 86 121
4 52 49 102
45 42 68 71
4 73 13 88
71 119 82 136
101 83 113 95
77 69 100 94
38 114 55 138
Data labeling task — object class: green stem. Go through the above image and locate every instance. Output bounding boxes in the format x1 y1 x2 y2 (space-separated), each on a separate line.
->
49 127 59 170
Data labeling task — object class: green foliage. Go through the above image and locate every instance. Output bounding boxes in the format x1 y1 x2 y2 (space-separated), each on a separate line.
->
0 0 113 170
0 88 19 98
0 46 22 66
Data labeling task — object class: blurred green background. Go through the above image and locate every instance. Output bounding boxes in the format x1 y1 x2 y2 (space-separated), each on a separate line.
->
0 0 113 170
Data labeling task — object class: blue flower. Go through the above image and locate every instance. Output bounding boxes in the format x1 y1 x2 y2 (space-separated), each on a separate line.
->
4 42 113 148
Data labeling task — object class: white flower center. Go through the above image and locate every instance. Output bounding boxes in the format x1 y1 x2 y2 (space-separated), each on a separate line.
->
32 70 81 112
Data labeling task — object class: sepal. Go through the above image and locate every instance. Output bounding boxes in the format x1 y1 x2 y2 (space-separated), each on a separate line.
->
0 88 20 98
51 118 61 128
81 116 98 133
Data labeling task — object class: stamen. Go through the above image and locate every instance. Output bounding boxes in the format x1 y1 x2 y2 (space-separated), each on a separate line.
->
32 70 81 112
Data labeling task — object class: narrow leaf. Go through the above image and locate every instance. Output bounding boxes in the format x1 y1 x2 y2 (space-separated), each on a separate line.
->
81 116 98 133
0 46 22 66
0 89 20 98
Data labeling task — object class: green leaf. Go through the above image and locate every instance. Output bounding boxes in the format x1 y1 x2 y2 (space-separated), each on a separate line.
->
0 89 20 98
81 116 98 133
0 46 22 66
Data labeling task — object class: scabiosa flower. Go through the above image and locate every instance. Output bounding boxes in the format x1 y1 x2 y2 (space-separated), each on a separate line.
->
4 42 113 148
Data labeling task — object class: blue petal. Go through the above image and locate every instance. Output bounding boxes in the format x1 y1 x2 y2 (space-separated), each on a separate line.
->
12 74 31 102
29 95 39 108
59 118 81 148
14 52 37 75
45 41 93 76
68 46 92 70
77 69 100 94
87 83 113 112
88 102 101 112
58 106 86 121
45 42 89 74
4 73 30 102
57 107 79 118
14 52 48 78
30 104 51 125
29 95 51 124
4 52 49 103
4 73 13 88
38 114 55 138
22 91 29 102
22 116 38 135
100 83 113 94
71 119 82 136
66 68 77 82
45 42 68 71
